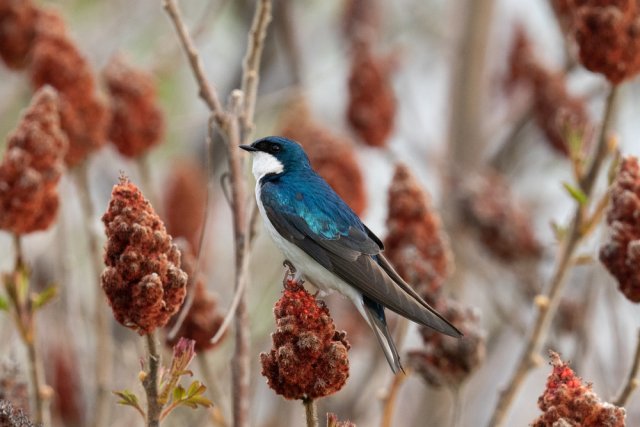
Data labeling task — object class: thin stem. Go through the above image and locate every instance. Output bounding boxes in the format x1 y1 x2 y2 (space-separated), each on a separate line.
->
161 2 272 426
161 0 226 120
143 332 162 427
167 116 216 342
580 86 619 193
613 329 640 407
74 163 113 427
303 399 318 427
209 201 256 345
12 234 22 270
25 329 47 425
380 372 408 427
240 0 272 141
487 84 619 427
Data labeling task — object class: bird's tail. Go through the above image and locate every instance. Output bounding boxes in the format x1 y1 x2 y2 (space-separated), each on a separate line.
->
362 296 403 374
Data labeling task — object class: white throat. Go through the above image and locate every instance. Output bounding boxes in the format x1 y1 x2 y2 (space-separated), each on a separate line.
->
251 151 284 180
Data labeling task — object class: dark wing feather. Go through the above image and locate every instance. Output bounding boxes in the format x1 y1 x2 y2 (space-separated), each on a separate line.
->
263 202 461 338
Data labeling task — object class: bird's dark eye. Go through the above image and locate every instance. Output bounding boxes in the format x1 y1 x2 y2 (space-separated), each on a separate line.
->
270 143 281 153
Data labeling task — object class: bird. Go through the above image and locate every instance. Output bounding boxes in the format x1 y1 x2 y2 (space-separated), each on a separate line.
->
240 136 462 373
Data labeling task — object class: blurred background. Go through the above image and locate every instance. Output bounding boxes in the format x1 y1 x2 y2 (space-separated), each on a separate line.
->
0 0 638 426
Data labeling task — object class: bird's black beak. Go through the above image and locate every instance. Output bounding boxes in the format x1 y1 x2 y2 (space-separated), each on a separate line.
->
239 144 257 152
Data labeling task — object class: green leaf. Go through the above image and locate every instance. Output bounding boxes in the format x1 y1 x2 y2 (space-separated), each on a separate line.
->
172 381 213 410
32 285 58 310
113 389 140 408
172 385 186 402
186 380 206 398
563 182 588 205
113 390 145 419
0 295 8 311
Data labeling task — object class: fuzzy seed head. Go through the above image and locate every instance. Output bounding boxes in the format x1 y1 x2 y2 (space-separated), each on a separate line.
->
0 0 39 69
600 156 640 302
101 177 187 335
531 351 626 427
0 86 67 234
103 54 165 158
457 170 542 262
29 8 110 167
260 280 350 400
507 26 593 156
574 0 640 84
347 41 396 148
408 298 485 388
384 164 452 304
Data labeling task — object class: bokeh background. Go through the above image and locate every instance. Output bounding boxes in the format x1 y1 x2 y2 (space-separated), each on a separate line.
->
0 0 639 426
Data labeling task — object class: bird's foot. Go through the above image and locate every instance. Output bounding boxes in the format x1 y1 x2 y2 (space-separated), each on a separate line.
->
282 260 303 290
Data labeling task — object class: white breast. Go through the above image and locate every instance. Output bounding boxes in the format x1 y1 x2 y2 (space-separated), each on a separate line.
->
254 181 368 321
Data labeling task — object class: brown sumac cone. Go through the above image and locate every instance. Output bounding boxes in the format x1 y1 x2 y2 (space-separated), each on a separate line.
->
347 41 396 148
600 156 640 302
163 158 207 252
103 54 165 158
29 8 110 167
574 0 640 84
0 86 67 234
384 164 452 304
507 26 592 156
166 246 224 352
280 96 367 216
531 351 626 427
457 169 542 262
407 298 485 388
101 177 187 335
0 0 38 69
260 276 350 400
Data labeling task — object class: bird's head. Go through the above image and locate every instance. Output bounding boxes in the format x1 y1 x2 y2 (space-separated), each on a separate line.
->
240 136 310 181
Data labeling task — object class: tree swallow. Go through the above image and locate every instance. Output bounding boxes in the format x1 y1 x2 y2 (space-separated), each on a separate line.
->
241 136 462 373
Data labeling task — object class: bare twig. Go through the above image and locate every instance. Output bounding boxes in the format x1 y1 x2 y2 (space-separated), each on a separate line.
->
167 116 217 341
303 399 319 427
161 2 272 427
380 371 409 427
240 0 272 141
25 332 48 425
487 84 619 427
74 163 113 427
613 329 640 407
7 237 50 426
143 332 162 427
12 234 22 270
161 0 226 119
209 201 256 345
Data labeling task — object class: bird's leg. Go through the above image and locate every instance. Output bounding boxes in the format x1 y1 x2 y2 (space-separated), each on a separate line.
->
282 260 299 287
282 260 305 291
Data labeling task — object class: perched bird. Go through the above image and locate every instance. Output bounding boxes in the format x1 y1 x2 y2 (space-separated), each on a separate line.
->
241 136 461 373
